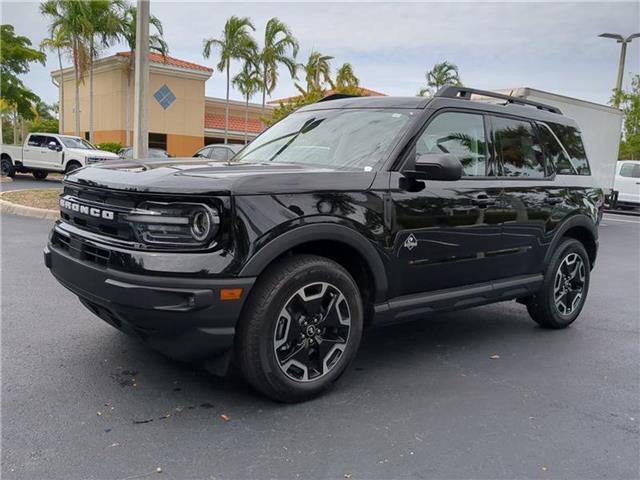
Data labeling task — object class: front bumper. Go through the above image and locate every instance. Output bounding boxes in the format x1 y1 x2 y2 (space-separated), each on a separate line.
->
45 242 255 362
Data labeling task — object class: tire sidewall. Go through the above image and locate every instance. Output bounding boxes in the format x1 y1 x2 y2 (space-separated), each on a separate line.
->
543 239 591 326
1 158 15 178
254 260 363 398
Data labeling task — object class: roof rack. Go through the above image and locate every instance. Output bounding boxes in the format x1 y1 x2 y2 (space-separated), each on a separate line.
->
435 86 562 115
317 93 361 103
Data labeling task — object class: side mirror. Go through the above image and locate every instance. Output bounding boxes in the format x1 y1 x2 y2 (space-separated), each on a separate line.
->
405 153 462 181
48 141 61 151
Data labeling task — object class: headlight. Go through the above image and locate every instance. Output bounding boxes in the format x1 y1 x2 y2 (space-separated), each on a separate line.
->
123 202 220 248
86 157 104 164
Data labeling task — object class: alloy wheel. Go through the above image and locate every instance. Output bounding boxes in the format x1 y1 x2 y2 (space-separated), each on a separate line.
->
553 252 586 316
273 282 351 382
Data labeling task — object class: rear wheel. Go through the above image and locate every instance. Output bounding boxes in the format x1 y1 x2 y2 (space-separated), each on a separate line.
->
32 171 48 180
1 157 15 178
236 254 363 402
527 238 590 329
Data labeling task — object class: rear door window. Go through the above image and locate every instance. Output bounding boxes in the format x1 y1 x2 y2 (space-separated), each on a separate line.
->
492 116 545 177
27 135 46 147
619 162 640 178
211 147 228 161
194 147 211 158
547 123 590 175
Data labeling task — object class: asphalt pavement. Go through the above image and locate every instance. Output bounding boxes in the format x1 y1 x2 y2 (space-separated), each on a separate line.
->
2 212 639 480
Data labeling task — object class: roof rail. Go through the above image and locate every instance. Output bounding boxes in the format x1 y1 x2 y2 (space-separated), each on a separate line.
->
435 86 562 115
317 93 361 103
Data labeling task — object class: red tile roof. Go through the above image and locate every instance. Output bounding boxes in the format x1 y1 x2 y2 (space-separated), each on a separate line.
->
204 113 264 134
116 52 213 73
268 86 386 105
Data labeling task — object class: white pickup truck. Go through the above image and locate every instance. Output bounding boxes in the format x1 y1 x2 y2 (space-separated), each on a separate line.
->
1 133 119 180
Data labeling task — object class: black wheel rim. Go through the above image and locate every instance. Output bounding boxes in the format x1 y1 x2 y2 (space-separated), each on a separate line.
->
273 282 351 382
554 252 586 316
1 160 9 176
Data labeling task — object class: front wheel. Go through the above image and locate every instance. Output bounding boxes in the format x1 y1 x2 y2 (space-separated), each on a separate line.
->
32 171 48 180
527 238 590 329
236 254 363 402
65 161 82 173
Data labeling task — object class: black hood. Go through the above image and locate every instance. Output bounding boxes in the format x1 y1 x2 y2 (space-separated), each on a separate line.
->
64 159 377 195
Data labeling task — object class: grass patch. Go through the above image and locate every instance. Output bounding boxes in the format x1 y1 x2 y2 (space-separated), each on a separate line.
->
2 188 62 210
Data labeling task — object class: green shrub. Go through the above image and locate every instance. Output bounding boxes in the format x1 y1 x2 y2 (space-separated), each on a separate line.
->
96 142 122 154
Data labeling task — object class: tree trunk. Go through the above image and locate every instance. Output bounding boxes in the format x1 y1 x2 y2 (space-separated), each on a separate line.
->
244 95 249 144
224 59 229 144
89 38 94 143
74 38 80 137
58 47 65 134
261 67 267 128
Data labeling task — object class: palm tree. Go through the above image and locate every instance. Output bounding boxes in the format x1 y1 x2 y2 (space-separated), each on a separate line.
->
203 16 256 144
232 59 263 144
300 51 333 93
418 61 462 97
335 63 359 94
121 5 168 146
258 18 298 118
84 0 124 143
40 0 91 136
40 27 71 134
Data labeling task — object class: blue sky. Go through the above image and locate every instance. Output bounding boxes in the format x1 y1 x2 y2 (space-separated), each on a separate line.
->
3 1 639 106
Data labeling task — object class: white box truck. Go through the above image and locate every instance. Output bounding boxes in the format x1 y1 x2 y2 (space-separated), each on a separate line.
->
496 88 623 195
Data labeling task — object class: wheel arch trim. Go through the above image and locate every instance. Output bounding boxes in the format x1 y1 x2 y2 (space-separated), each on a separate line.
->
239 223 389 302
544 214 598 267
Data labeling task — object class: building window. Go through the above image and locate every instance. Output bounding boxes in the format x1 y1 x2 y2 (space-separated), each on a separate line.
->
149 133 167 151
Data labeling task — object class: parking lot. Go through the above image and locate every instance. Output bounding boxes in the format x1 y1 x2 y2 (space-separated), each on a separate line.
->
1 211 639 479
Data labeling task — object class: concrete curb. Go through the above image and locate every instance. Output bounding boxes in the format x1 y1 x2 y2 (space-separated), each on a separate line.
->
0 190 59 221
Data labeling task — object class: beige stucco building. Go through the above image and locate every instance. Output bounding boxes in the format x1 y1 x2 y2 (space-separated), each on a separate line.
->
52 52 273 156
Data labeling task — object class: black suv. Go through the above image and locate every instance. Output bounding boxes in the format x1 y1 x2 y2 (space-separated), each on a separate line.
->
45 87 603 402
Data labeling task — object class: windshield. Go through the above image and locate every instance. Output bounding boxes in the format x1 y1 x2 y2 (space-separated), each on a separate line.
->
234 108 412 170
61 137 96 149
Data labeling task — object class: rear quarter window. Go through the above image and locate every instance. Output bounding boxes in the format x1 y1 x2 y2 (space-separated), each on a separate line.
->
548 123 591 175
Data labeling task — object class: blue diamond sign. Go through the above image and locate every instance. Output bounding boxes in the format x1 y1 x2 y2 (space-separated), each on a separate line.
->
153 84 176 110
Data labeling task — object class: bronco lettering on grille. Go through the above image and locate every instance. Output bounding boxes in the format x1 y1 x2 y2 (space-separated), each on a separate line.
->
60 199 115 220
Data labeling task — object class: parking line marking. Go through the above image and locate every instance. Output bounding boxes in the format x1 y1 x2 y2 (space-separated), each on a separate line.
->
602 216 640 224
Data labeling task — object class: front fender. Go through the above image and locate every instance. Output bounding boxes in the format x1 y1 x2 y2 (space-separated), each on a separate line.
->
239 223 389 302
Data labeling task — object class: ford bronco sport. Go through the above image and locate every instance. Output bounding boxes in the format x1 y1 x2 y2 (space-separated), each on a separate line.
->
45 87 603 402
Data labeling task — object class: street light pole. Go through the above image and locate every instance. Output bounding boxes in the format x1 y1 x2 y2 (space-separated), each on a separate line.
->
133 0 150 159
599 32 640 107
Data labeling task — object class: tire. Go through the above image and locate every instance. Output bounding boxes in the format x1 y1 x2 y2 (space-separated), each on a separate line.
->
527 238 590 329
236 254 363 402
32 171 48 180
65 161 81 173
1 157 15 178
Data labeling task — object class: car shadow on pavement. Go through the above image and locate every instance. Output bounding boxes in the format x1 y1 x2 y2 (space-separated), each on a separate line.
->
70 301 560 424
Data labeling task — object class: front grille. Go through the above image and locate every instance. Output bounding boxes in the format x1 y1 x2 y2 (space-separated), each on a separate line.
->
53 231 111 266
59 187 137 242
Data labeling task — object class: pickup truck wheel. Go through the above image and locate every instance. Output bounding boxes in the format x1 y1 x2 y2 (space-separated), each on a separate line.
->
65 161 81 173
236 254 363 402
32 171 48 180
527 238 590 329
1 158 15 178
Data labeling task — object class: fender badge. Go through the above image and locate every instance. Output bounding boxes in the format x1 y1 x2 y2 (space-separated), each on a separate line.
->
404 234 418 251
